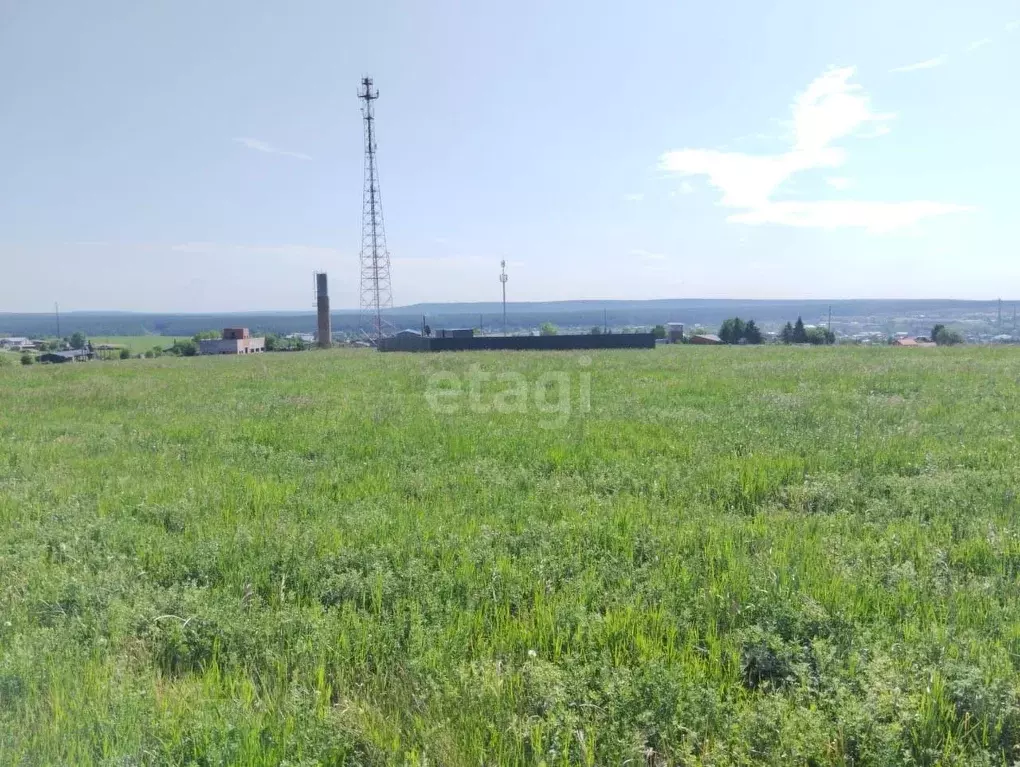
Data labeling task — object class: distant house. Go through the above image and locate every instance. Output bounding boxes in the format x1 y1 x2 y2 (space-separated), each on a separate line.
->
40 349 92 363
893 338 936 348
199 328 266 355
689 333 723 345
0 337 39 351
394 329 422 338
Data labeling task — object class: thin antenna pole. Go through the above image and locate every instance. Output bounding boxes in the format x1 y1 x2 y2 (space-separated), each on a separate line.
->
359 77 392 340
54 302 60 337
827 305 832 333
603 308 607 334
499 260 508 336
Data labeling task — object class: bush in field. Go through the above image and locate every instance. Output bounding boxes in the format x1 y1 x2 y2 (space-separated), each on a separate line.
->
119 348 131 360
540 322 558 336
651 324 666 339
20 353 33 365
932 324 964 345
805 326 835 345
167 339 198 357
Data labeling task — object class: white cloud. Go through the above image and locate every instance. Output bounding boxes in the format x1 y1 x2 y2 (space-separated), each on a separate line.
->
826 177 852 190
630 248 667 261
858 124 891 139
729 201 972 234
890 56 946 72
1006 21 1019 32
661 67 889 209
667 181 694 198
967 38 992 51
659 66 970 232
233 137 311 160
623 193 644 202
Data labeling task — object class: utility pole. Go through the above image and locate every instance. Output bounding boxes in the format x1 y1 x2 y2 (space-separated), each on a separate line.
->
499 260 508 336
358 76 393 339
54 302 60 338
827 305 832 334
603 308 608 334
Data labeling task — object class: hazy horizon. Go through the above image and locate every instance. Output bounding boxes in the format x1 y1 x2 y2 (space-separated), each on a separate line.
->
3 296 1016 318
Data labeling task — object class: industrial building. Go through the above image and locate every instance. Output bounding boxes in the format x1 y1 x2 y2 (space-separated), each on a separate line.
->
666 323 685 344
315 273 332 348
378 332 656 352
199 328 266 355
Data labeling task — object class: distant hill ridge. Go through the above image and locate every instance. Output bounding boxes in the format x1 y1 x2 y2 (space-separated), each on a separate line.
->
0 298 1009 338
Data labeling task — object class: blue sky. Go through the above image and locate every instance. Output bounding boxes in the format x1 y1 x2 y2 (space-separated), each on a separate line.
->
1 0 1018 312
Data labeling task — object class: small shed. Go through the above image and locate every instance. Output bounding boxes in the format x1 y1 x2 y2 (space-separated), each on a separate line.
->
893 338 936 347
689 333 723 345
40 350 91 363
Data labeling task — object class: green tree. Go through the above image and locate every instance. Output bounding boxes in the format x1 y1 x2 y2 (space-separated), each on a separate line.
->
20 353 34 365
69 331 86 350
539 322 558 336
651 324 666 340
804 327 834 345
931 324 945 343
718 317 746 344
780 322 794 344
119 348 131 360
744 320 763 345
934 326 963 345
150 345 164 358
168 339 197 357
792 317 807 344
589 326 602 335
265 334 280 351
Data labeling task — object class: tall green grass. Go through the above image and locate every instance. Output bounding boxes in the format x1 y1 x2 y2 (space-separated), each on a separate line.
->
1 347 1019 765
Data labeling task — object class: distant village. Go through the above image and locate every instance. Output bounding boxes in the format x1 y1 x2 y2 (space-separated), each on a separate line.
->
2 310 1015 365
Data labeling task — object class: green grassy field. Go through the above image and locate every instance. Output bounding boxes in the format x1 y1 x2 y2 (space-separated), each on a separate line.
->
2 347 1020 765
89 336 173 354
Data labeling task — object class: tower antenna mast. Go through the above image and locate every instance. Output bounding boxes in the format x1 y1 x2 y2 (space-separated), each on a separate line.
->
500 260 508 336
358 76 392 339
